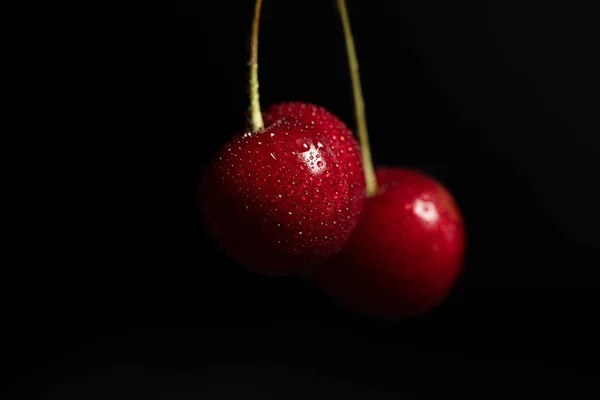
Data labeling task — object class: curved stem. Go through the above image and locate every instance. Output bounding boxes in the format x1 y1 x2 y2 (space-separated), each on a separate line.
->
249 0 264 132
336 0 377 197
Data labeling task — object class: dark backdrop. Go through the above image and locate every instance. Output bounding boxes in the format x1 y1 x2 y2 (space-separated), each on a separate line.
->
11 1 600 398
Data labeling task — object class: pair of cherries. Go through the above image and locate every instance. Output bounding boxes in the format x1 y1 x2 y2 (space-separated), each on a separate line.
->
197 0 465 320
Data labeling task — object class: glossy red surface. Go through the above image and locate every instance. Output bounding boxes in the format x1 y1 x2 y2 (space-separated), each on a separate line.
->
199 107 365 276
315 167 465 319
262 102 365 218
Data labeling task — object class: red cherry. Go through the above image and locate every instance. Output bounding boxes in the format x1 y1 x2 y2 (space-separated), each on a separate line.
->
315 167 465 319
198 117 364 276
198 1 366 276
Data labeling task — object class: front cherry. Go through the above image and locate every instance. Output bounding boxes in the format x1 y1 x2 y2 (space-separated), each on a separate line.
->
200 119 362 275
198 0 364 276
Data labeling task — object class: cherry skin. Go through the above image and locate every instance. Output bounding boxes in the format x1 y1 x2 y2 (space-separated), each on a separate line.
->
314 167 465 319
262 102 365 218
198 115 364 276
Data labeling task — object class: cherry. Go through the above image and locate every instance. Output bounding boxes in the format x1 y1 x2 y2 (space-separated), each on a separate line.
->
197 0 364 276
200 120 363 276
315 167 465 319
312 0 466 318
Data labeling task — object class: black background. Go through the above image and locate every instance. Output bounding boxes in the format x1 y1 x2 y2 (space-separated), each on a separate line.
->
11 0 600 398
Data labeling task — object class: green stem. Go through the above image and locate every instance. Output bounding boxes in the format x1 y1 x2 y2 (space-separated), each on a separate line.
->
249 0 264 132
336 0 377 197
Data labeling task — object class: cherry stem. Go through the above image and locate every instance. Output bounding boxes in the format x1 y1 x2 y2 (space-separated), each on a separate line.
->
248 0 264 132
336 0 377 197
